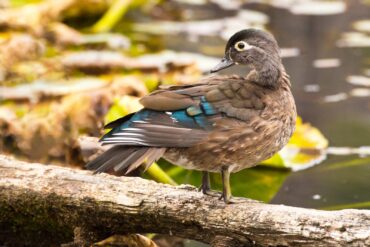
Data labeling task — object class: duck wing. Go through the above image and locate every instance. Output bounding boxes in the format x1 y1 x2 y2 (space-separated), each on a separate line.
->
86 76 265 174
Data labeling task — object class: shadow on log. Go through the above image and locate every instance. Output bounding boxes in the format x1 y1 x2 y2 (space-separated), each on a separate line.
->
0 155 369 247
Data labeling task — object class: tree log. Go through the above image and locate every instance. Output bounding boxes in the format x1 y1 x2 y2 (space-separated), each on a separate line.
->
0 155 369 247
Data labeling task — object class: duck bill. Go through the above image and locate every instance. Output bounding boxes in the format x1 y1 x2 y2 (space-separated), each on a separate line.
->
210 57 235 73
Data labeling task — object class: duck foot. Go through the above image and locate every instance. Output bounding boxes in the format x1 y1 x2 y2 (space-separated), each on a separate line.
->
219 193 235 204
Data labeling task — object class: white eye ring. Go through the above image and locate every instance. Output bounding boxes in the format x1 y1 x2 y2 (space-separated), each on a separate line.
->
234 41 251 51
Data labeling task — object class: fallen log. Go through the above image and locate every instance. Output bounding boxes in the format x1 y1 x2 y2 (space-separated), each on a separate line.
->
0 155 369 246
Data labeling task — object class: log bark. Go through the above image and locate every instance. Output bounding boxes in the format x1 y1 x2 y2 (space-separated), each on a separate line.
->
0 155 369 247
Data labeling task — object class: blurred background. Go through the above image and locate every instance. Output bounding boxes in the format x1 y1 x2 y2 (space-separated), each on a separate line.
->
0 0 369 246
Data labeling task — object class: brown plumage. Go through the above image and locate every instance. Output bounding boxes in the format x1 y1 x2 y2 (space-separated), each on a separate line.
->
159 75 296 174
86 29 297 203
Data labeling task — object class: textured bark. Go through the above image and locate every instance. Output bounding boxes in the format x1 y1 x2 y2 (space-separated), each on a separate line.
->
0 155 369 247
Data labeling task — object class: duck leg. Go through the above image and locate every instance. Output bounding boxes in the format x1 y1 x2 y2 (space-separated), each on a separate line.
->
199 171 211 194
220 166 232 203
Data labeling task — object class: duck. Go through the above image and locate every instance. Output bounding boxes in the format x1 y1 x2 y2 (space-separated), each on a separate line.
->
86 28 297 203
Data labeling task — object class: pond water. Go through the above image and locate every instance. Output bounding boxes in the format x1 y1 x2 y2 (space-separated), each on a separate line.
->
123 0 370 211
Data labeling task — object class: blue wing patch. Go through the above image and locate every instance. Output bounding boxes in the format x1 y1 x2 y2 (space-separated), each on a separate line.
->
200 96 218 115
100 97 219 146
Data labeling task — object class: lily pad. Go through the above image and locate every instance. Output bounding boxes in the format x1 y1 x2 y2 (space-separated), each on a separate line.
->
263 117 329 171
347 75 370 87
312 58 341 69
337 32 370 47
353 19 370 33
290 1 346 15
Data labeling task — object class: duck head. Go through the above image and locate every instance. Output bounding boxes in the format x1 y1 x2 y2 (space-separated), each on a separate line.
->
211 29 281 72
211 29 284 87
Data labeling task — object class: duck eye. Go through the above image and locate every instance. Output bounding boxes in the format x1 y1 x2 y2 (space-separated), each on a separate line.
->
234 41 250 51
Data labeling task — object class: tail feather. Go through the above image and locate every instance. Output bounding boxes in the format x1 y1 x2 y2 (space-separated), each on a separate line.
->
85 146 166 175
126 147 166 174
142 148 166 171
113 148 148 174
85 146 124 172
94 147 136 174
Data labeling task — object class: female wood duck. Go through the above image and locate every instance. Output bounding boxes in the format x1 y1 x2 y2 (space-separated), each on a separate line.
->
86 29 297 203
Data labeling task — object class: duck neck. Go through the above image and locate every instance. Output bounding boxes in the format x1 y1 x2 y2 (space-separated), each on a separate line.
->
246 49 283 89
